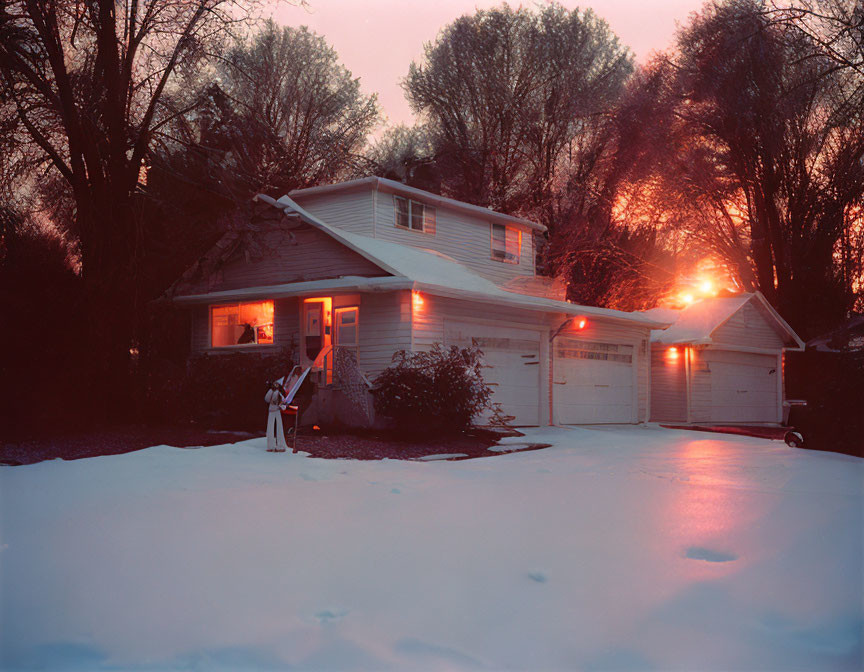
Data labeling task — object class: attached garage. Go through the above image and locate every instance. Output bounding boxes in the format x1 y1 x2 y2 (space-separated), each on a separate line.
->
647 292 804 425
553 337 636 424
445 321 542 426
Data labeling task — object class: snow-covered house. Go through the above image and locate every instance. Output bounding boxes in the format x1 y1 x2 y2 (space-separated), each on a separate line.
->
169 177 669 426
644 293 805 425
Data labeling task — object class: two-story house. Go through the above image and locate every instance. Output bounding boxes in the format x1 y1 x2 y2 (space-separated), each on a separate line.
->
169 177 669 426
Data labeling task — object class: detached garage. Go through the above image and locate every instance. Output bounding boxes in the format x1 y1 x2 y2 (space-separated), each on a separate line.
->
646 292 805 425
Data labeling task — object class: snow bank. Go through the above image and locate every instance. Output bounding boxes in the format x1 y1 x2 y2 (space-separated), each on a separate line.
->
1 427 861 670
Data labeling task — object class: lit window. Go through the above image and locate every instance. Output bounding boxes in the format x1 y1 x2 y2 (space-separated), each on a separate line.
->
394 196 435 233
211 300 274 347
491 223 521 264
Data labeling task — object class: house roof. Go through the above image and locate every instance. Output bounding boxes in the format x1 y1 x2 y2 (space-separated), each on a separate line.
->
289 176 547 233
806 314 864 352
174 193 670 329
645 293 805 349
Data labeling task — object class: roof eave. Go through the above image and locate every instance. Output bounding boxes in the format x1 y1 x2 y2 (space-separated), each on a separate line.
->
172 276 412 304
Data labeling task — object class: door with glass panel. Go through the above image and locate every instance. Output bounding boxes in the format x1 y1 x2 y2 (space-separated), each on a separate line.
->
334 307 359 370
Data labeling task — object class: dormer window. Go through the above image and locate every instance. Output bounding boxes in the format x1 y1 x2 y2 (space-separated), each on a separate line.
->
394 195 435 234
491 223 521 264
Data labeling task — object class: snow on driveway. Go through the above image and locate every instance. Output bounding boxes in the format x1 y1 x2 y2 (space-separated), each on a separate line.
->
0 426 861 671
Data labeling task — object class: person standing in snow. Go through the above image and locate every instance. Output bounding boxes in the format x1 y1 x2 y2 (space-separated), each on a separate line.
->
264 380 290 452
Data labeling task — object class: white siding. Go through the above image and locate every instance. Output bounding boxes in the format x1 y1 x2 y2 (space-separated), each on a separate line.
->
356 290 412 379
712 300 786 349
179 223 386 296
650 344 687 422
293 189 375 235
374 189 535 285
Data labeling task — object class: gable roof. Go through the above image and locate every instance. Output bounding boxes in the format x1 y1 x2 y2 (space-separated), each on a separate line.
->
289 176 547 233
645 293 805 349
174 193 667 328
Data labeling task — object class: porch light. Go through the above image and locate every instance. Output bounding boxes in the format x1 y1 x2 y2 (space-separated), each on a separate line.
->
412 290 424 310
667 346 680 361
577 317 587 329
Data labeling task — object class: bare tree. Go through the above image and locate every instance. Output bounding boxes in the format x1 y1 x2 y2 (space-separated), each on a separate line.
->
0 0 272 413
627 0 864 335
403 3 632 228
210 21 379 195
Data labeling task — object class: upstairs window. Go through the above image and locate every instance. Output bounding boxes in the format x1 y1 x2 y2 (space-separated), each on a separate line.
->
394 196 436 234
211 300 274 347
491 223 521 264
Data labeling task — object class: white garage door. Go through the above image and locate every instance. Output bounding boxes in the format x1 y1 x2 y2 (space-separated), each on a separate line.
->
445 321 541 426
703 350 779 423
554 338 635 424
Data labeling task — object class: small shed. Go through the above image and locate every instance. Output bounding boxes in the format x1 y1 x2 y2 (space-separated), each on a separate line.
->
645 293 805 425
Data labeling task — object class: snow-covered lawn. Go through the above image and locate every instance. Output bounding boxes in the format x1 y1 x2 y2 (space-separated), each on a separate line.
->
1 427 861 671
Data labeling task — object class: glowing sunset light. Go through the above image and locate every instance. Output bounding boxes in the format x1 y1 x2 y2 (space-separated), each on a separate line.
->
412 290 424 310
699 279 714 294
681 293 695 305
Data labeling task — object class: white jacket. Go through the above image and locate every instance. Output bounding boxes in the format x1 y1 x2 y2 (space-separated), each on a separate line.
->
264 388 285 411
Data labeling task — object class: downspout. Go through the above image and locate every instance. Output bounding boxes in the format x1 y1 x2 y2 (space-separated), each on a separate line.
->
684 346 692 424
548 317 576 426
372 178 378 238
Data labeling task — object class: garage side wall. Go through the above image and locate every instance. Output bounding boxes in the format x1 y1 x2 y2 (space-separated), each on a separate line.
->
649 345 687 422
711 301 786 349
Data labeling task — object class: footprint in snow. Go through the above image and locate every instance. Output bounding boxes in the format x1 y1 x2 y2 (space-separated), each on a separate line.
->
527 570 548 583
314 608 348 624
685 546 738 563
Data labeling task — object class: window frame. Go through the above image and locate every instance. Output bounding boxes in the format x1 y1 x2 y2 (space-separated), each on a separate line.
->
394 195 435 234
209 300 275 349
490 223 522 265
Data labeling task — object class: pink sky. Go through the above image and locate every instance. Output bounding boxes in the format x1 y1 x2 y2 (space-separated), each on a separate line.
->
272 0 706 127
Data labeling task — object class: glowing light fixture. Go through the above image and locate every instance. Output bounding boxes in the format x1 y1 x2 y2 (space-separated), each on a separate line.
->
577 318 587 329
412 290 424 310
667 346 680 360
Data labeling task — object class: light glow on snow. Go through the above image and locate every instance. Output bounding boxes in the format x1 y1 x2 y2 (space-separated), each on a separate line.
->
0 427 861 670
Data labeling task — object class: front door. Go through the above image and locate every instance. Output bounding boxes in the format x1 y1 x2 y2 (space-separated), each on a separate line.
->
304 301 326 361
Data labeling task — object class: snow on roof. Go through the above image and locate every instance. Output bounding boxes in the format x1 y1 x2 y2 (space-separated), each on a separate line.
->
288 176 547 233
249 194 669 328
649 295 751 344
648 293 804 349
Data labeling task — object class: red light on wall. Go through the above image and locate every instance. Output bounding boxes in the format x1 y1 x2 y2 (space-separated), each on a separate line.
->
667 347 680 361
412 290 424 310
577 318 587 329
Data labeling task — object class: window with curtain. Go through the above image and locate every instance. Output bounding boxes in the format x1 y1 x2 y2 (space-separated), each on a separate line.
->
210 300 275 347
491 223 521 264
394 196 435 233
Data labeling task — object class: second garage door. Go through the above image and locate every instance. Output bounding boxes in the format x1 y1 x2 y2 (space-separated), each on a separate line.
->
701 350 779 423
554 337 635 424
444 321 541 426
